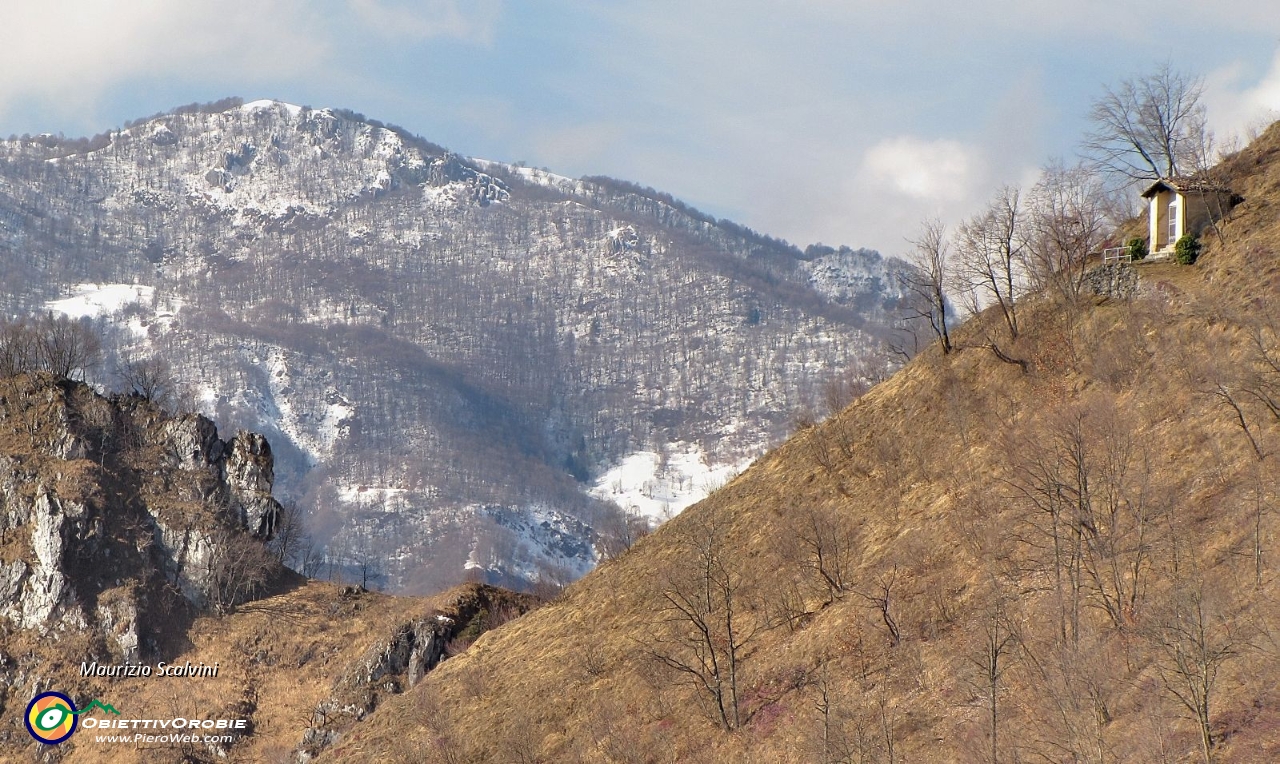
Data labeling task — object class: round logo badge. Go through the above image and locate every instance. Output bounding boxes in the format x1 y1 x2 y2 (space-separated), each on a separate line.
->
25 692 78 745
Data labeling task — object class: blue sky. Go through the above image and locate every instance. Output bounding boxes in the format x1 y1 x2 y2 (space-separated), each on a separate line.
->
4 1 1280 254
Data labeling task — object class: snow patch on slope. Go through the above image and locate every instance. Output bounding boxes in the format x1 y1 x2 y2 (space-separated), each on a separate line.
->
337 485 410 512
45 283 154 319
44 284 187 342
257 349 352 467
240 99 303 118
589 443 752 524
231 346 352 469
467 504 598 582
471 159 589 196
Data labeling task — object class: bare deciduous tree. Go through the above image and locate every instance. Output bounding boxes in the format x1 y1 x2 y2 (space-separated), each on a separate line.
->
954 186 1026 339
1242 468 1275 589
295 536 326 579
118 351 176 407
1148 579 1239 764
597 507 652 560
268 500 306 567
0 314 102 381
36 313 102 380
1017 624 1119 764
898 218 952 354
857 565 903 648
649 507 759 730
789 503 858 604
0 319 39 377
207 526 278 613
350 531 384 590
1003 402 1090 644
1084 64 1209 182
1025 163 1112 304
970 584 1018 764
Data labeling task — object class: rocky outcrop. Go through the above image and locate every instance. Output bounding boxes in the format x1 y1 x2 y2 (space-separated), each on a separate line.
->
162 414 224 471
0 561 26 612
295 585 538 761
298 615 452 761
161 416 281 539
96 591 141 663
147 415 282 604
149 519 222 605
0 375 285 645
226 432 282 538
20 493 87 631
347 617 450 693
0 484 92 633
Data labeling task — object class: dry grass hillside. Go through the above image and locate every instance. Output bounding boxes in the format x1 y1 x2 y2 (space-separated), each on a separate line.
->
1 575 529 757
319 126 1280 763
2 575 535 762
66 581 533 763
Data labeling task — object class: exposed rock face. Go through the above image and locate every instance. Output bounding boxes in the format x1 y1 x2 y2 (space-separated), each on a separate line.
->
296 585 537 760
162 414 224 471
161 416 281 538
96 593 141 663
298 615 452 760
0 374 284 646
0 479 92 633
148 416 283 603
0 561 26 612
350 618 450 691
20 493 87 631
149 519 222 605
226 432 283 538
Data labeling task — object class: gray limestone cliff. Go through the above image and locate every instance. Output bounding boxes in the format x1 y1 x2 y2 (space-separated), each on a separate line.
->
0 374 284 659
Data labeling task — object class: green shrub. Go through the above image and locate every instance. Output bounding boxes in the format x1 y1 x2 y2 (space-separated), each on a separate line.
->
1126 237 1148 261
1174 234 1201 265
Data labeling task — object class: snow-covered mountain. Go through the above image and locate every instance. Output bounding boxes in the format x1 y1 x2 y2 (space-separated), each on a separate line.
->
0 98 910 592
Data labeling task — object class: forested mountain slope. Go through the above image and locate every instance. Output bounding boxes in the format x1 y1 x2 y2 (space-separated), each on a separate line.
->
317 124 1280 762
0 99 909 591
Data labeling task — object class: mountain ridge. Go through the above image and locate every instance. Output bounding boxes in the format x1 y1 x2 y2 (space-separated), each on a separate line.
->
0 97 910 592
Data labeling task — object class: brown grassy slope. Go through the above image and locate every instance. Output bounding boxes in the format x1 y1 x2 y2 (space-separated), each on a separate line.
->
323 125 1280 764
2 580 530 763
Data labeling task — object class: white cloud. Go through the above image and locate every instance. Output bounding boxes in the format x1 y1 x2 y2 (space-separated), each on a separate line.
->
1205 50 1280 147
784 0 1280 38
861 137 979 202
0 1 328 117
1251 62 1280 111
541 2 1065 252
0 0 500 126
